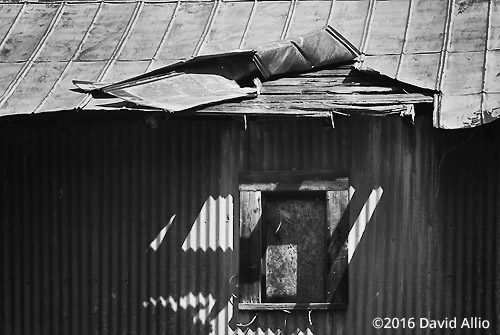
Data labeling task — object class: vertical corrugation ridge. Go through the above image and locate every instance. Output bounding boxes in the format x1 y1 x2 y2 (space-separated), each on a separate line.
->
192 0 221 57
238 0 257 49
0 3 65 109
395 0 414 80
146 0 181 71
34 3 103 113
77 1 145 109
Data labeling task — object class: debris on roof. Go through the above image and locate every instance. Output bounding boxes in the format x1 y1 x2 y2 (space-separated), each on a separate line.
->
0 1 498 128
73 26 359 112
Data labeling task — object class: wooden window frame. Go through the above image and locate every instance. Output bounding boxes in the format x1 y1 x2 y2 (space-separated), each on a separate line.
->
238 171 349 311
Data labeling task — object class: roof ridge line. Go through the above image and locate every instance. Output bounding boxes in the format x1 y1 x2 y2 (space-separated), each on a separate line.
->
0 3 65 110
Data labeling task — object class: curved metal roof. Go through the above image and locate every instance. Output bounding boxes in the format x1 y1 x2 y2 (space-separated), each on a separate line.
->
0 0 498 128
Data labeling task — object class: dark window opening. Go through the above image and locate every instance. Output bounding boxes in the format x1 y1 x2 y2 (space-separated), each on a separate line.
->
238 172 349 310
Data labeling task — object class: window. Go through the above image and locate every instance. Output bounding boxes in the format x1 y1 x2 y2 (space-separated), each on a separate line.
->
238 171 349 310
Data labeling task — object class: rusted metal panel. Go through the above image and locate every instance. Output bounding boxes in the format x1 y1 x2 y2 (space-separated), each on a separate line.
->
2 115 500 335
0 0 499 128
0 4 60 62
286 1 332 38
37 3 100 62
154 2 214 60
117 3 177 61
365 0 409 55
76 3 137 62
200 2 254 54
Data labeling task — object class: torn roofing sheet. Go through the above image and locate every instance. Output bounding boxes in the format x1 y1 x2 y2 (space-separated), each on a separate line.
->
73 26 359 112
0 0 499 129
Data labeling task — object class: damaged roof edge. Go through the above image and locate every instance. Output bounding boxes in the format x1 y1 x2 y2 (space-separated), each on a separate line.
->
73 25 360 113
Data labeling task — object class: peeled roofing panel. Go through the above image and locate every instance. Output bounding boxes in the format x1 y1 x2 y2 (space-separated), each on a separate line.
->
442 51 484 94
328 0 370 49
449 1 488 52
438 94 483 128
155 2 213 60
404 0 448 53
200 2 254 55
0 61 66 115
484 50 500 93
38 4 99 62
118 3 177 61
37 61 105 112
77 3 136 61
397 53 440 90
366 0 409 55
286 1 332 37
241 1 290 49
0 4 59 62
0 4 23 43
0 63 23 97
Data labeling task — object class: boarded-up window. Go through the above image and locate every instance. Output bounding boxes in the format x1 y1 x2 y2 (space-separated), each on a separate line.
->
239 172 349 310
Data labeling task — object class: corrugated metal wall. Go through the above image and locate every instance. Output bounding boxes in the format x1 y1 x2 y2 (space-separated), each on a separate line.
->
1 113 499 334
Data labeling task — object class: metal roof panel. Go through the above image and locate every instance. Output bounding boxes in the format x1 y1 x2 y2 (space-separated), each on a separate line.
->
0 0 498 128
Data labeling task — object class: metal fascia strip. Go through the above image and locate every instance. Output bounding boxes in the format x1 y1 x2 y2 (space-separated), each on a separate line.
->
146 0 182 72
0 2 65 109
434 0 455 127
238 0 257 49
191 0 221 57
0 2 26 51
395 0 414 80
34 2 104 113
76 1 145 109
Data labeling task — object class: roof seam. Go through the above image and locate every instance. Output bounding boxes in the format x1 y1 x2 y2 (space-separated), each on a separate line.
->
237 0 257 49
33 2 104 113
0 3 26 50
480 0 493 122
0 2 65 110
395 0 414 80
435 0 455 127
280 0 297 40
76 1 145 109
359 0 376 54
146 0 181 72
192 0 221 57
325 0 336 27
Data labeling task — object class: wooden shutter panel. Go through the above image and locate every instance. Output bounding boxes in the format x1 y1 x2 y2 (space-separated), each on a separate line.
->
239 191 262 303
326 189 349 303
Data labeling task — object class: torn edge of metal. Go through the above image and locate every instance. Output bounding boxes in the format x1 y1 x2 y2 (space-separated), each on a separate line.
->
71 25 360 113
